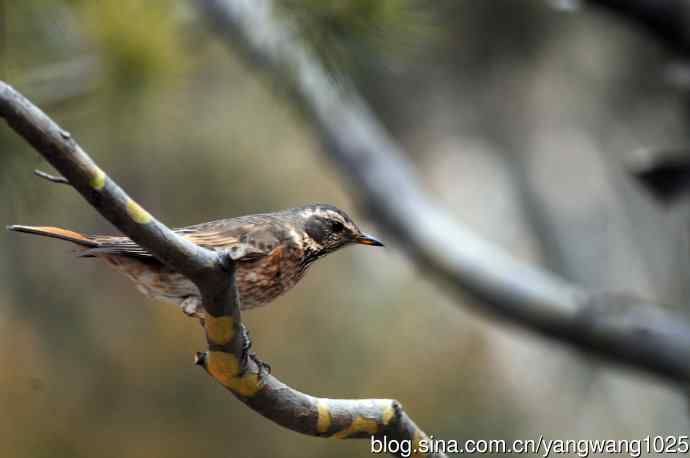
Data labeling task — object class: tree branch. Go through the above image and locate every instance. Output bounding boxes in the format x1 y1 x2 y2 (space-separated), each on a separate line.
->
0 80 444 457
194 0 690 385
582 0 690 57
33 169 70 185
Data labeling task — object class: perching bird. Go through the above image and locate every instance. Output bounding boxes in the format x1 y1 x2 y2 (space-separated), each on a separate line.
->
8 204 383 318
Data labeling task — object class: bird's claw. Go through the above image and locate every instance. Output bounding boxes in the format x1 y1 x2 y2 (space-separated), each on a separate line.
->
239 323 271 378
250 353 272 377
239 322 252 366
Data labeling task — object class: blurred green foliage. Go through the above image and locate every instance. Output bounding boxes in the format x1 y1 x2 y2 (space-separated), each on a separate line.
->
3 0 182 90
278 0 434 75
78 0 182 89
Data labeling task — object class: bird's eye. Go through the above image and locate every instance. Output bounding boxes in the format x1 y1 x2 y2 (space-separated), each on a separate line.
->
331 221 345 233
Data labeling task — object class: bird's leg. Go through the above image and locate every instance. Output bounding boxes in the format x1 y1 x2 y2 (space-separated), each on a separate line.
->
240 323 271 377
240 322 251 370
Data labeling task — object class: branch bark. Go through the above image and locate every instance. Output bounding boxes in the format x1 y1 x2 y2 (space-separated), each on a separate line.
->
195 0 690 385
0 80 445 457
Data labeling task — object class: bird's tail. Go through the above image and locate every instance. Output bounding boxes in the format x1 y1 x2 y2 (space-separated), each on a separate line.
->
7 225 99 248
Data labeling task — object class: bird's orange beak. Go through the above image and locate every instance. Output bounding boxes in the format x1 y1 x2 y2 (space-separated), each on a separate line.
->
356 233 384 247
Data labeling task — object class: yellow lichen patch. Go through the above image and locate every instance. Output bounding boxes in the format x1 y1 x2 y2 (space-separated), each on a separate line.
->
333 416 379 439
126 199 152 224
207 351 241 382
89 167 106 190
228 372 262 397
206 351 261 397
382 403 395 426
316 400 331 434
205 315 235 345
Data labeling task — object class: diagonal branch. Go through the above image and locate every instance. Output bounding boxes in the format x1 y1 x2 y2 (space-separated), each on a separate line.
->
0 82 220 286
0 81 445 457
195 0 690 385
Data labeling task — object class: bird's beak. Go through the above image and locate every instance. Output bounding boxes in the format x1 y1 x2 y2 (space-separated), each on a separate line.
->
355 233 384 247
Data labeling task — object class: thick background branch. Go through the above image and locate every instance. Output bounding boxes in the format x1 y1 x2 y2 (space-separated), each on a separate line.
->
196 0 690 384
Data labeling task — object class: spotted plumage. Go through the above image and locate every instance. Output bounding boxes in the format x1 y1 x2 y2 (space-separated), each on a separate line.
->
8 204 383 317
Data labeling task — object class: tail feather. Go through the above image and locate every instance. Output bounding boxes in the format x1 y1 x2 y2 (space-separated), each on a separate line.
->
7 225 99 248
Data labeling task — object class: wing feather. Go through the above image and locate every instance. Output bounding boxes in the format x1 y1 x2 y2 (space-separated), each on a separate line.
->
82 221 283 263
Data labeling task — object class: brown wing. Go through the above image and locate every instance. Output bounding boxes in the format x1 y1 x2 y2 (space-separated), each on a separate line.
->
82 218 284 263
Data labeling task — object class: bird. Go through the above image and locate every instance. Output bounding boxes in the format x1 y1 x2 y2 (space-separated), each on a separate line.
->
8 204 383 318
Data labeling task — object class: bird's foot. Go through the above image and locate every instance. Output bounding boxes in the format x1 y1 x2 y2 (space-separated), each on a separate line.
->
239 323 271 378
250 352 272 377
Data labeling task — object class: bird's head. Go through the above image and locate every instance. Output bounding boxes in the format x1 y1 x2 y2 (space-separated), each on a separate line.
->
296 204 383 255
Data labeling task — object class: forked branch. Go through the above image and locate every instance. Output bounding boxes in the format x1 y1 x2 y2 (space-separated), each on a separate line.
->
33 169 70 184
0 81 445 457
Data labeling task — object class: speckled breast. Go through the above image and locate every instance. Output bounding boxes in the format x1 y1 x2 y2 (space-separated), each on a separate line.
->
103 242 310 310
234 245 308 308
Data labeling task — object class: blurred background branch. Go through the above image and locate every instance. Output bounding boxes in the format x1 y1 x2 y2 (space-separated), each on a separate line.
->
195 0 690 384
14 56 102 108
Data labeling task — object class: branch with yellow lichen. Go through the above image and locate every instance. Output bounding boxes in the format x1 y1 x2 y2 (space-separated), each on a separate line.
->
0 81 446 457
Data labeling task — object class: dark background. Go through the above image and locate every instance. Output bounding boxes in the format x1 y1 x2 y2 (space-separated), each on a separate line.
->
1 1 688 456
